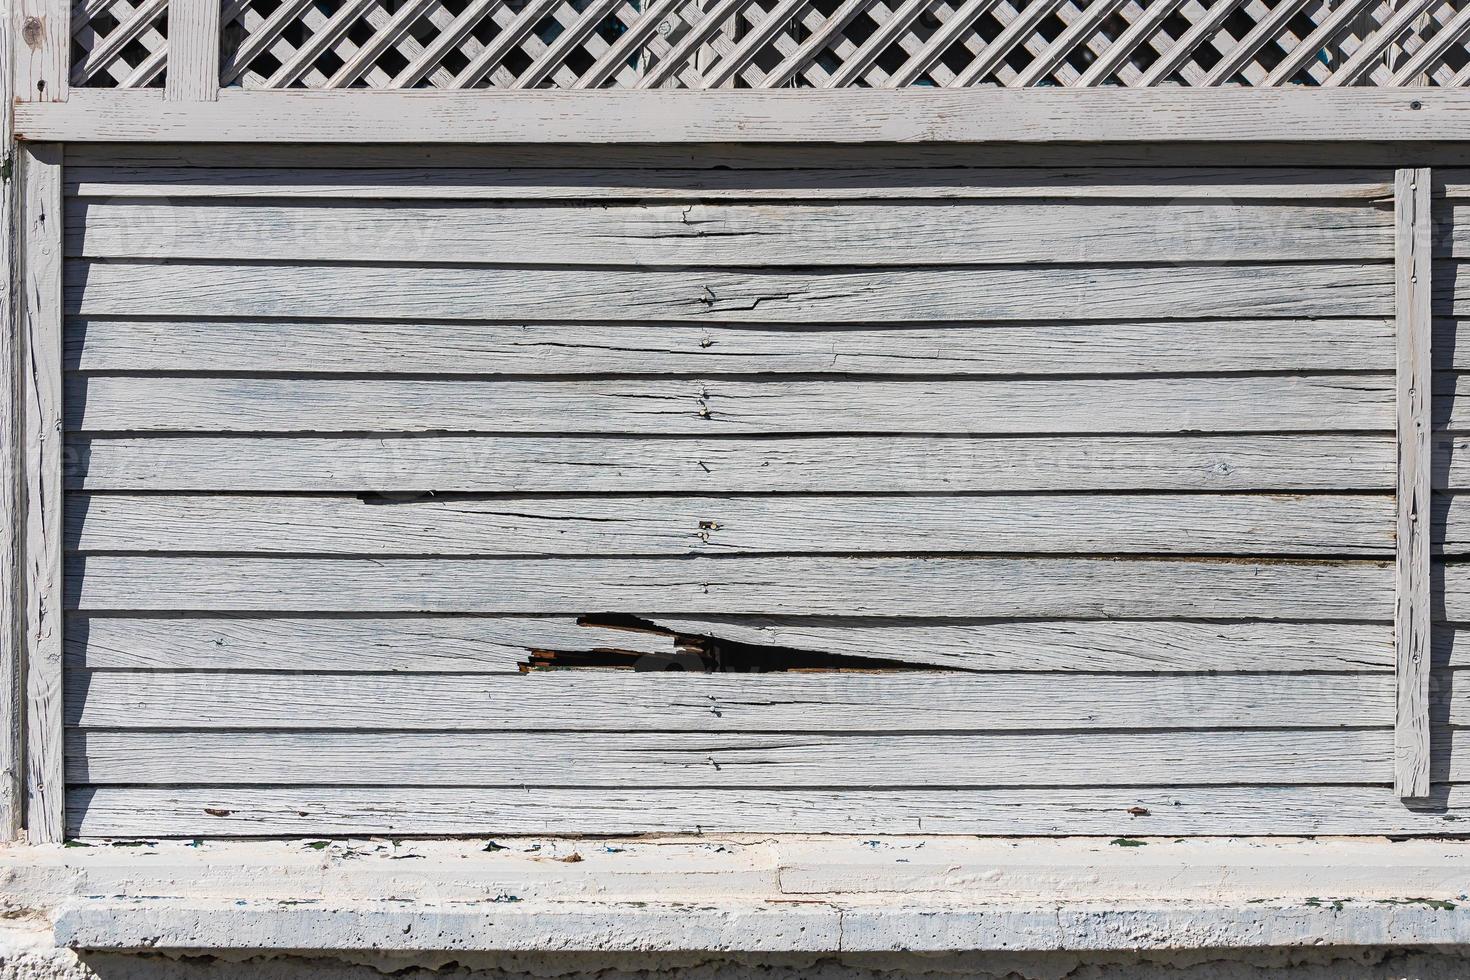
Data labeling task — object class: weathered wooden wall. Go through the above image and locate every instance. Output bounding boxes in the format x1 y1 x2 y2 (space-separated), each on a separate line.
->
53 144 1465 838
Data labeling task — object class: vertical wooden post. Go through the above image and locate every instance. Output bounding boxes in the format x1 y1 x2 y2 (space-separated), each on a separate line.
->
19 143 62 842
1395 165 1432 801
0 0 19 843
12 0 68 102
166 0 221 101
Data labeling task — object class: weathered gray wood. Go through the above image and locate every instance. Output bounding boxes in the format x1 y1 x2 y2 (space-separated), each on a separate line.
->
64 671 1394 732
12 0 66 102
64 261 1395 321
65 492 1397 557
63 375 1396 435
1397 166 1433 800
0 0 16 843
19 145 63 843
61 317 1400 375
18 89 1470 144
65 785 1470 838
64 615 678 671
63 616 1395 672
69 434 1397 493
1427 562 1470 623
163 0 221 101
63 728 1398 786
65 201 1395 265
64 555 1393 619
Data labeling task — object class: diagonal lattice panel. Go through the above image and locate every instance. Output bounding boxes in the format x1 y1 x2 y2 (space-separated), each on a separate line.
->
71 0 1470 87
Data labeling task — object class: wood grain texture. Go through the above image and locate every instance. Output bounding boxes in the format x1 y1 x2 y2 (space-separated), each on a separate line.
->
62 375 1396 435
63 671 1394 732
63 492 1397 557
12 0 67 102
68 434 1397 493
62 616 1395 672
63 166 1398 201
1397 167 1433 799
62 317 1399 375
64 555 1393 619
63 614 679 671
63 728 1400 786
64 785 1470 838
17 89 1470 144
64 261 1395 322
65 200 1395 265
163 0 221 102
0 4 16 842
20 145 63 843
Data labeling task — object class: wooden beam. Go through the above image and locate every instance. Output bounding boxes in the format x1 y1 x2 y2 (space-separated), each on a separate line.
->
14 88 1470 144
1395 165 1432 801
0 0 18 844
165 0 222 101
12 0 67 101
18 143 61 842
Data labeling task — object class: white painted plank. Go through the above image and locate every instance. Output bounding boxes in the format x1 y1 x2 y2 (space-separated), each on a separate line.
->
65 200 1395 265
17 89 1470 144
19 145 63 844
0 0 17 841
68 434 1397 493
66 785 1470 838
13 0 67 101
61 317 1400 375
64 555 1393 619
1397 167 1433 800
63 616 1395 672
63 729 1397 786
62 375 1396 435
64 262 1395 321
163 0 221 101
64 492 1397 557
63 671 1394 732
63 615 677 671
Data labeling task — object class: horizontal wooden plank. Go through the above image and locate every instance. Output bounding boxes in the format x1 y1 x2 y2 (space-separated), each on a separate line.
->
66 262 1395 322
63 375 1397 436
1434 260 1469 315
65 492 1397 557
64 166 1397 201
64 555 1392 618
63 671 1395 732
64 785 1470 837
1433 319 1469 370
1436 628 1470 668
1435 495 1470 554
63 728 1401 787
1433 373 1470 430
62 317 1400 376
68 435 1397 493
63 616 1396 672
1431 562 1470 623
19 89 1470 145
66 201 1394 265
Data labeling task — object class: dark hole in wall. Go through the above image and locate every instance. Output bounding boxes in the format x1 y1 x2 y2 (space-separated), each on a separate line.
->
521 613 963 674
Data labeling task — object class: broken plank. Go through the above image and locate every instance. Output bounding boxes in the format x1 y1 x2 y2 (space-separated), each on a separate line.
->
65 262 1395 322
64 728 1397 787
64 671 1394 732
65 201 1394 265
64 555 1394 619
64 616 1393 673
62 375 1396 436
65 784 1470 838
65 492 1398 557
63 165 1398 201
639 618 1395 672
63 317 1399 375
63 614 676 670
68 434 1397 493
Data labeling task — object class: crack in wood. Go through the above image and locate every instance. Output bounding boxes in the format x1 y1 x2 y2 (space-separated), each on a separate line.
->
520 613 965 673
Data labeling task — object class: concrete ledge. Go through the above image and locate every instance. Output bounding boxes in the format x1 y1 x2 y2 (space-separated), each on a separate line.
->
6 836 1470 953
50 897 1470 953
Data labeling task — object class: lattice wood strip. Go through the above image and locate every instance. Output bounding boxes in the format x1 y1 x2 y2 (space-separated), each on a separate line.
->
73 0 1470 87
